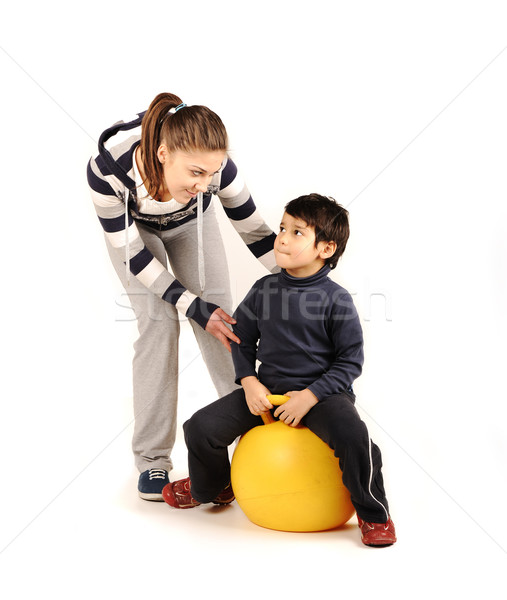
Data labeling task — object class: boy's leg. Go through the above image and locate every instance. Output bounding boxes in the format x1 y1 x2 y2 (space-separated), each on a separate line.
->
303 391 390 524
183 388 262 503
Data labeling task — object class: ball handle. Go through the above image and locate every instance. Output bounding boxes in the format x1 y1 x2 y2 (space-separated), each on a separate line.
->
260 395 289 425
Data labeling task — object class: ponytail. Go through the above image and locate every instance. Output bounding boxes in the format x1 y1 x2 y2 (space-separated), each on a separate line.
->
139 92 228 200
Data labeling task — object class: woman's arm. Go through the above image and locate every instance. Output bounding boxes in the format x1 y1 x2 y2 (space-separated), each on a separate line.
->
86 156 236 345
217 158 279 273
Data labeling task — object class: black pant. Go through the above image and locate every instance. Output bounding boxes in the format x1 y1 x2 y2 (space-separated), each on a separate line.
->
183 388 390 523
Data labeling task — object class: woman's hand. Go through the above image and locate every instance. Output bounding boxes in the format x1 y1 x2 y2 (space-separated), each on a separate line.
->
273 389 319 427
241 376 273 416
205 307 240 352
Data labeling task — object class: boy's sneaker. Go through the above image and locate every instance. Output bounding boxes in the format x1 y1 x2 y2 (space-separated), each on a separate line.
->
213 482 235 505
138 469 170 501
162 478 200 508
162 477 234 509
357 516 397 547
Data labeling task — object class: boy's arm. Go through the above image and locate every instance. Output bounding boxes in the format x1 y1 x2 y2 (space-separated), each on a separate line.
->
231 282 273 416
230 286 259 383
307 291 364 401
275 291 364 427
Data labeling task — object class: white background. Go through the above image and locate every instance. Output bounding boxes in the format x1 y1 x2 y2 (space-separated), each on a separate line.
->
1 1 506 597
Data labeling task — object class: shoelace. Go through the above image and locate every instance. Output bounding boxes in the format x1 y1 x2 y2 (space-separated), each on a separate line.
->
148 469 167 481
361 519 392 531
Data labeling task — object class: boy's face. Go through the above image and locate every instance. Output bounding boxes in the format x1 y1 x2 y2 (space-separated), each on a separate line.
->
274 212 333 277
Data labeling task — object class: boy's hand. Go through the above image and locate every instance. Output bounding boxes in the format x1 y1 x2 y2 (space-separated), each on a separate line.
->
241 376 273 416
274 389 319 427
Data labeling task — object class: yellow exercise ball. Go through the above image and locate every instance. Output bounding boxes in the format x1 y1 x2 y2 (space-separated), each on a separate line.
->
231 395 355 532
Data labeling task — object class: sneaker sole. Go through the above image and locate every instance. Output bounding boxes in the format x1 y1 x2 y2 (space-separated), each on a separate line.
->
362 540 396 547
138 491 165 501
212 497 235 505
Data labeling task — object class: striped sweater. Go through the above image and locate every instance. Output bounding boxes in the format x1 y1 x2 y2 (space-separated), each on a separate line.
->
87 112 278 329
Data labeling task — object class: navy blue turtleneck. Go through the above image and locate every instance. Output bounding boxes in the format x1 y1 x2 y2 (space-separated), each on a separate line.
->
231 266 364 400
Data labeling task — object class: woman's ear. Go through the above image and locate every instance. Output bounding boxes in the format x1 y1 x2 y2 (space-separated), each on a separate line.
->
319 240 337 260
157 144 168 164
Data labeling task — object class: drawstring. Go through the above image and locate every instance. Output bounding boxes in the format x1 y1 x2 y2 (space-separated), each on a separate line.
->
197 191 205 294
124 187 131 285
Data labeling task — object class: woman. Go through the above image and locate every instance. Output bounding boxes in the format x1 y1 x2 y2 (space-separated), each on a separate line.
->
87 93 277 500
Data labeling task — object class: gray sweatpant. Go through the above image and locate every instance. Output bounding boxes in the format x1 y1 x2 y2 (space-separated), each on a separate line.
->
106 203 238 473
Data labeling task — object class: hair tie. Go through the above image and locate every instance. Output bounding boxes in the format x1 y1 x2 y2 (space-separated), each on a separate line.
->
169 103 187 114
160 103 187 124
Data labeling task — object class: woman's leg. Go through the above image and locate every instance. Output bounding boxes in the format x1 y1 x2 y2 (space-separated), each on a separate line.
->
165 204 238 398
105 224 180 474
303 392 390 523
183 388 262 502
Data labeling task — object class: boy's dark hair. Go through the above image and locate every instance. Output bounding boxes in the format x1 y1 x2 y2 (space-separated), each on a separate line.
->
284 193 349 269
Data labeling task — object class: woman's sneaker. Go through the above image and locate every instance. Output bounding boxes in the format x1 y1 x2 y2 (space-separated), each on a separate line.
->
138 469 170 501
162 477 234 509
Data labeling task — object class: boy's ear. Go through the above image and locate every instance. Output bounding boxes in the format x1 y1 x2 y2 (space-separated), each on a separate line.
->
319 240 337 260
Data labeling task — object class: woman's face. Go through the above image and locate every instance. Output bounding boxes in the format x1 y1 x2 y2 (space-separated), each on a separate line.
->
157 146 225 203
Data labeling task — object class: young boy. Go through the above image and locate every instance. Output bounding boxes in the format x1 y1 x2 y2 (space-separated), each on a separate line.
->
163 194 396 547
